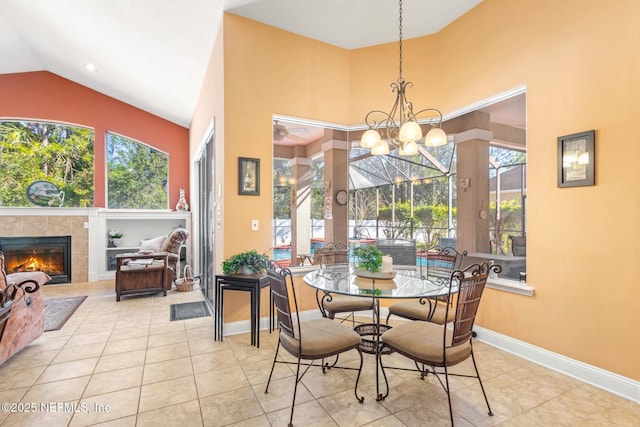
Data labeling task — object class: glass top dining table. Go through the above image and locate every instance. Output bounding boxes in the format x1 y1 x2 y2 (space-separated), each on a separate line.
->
302 264 456 300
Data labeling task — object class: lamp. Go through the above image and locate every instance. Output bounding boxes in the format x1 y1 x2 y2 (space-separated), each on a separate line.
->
360 0 447 155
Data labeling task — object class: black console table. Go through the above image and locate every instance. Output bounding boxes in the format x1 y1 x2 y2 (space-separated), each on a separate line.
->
214 273 270 347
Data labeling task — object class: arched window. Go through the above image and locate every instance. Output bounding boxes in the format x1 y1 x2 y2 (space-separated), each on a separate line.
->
106 132 168 209
0 120 94 207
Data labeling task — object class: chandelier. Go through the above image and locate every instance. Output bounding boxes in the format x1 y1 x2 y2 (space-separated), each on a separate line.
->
360 0 447 156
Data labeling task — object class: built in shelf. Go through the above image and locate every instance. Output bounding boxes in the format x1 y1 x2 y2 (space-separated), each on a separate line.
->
97 210 191 280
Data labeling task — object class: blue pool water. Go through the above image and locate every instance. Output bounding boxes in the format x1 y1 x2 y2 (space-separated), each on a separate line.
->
273 248 314 261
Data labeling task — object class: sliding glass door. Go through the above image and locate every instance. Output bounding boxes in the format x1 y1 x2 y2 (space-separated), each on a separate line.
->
197 130 215 306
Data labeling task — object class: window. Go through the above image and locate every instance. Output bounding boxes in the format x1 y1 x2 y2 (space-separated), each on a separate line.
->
106 132 168 209
0 120 94 207
489 147 526 255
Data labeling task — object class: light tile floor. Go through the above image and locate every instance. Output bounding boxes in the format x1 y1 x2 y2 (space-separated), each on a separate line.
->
0 281 638 426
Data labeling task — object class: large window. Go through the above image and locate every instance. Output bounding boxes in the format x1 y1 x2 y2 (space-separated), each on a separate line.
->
0 120 94 207
106 132 168 209
273 158 325 246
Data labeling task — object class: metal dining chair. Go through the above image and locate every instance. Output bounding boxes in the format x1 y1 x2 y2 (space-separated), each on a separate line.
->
378 262 498 426
386 246 466 325
264 259 364 427
314 243 373 326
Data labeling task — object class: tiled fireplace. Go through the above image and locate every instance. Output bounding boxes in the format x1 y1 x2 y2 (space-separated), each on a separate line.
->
0 236 72 284
0 209 89 283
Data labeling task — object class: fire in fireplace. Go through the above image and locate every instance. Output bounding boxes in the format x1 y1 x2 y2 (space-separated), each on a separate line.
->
0 236 71 284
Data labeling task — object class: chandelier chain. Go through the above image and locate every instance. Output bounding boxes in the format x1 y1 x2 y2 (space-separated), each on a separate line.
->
360 0 447 154
398 0 403 79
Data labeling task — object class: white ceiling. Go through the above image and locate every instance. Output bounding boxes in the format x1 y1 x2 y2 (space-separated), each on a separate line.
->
0 0 483 128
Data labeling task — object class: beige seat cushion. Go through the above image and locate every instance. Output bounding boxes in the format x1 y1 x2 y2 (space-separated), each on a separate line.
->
323 294 373 313
280 318 361 359
381 321 470 367
389 300 454 324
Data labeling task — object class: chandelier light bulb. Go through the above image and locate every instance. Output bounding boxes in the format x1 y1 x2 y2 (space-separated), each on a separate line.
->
399 141 418 156
371 139 390 155
424 127 447 146
398 121 422 143
360 129 381 148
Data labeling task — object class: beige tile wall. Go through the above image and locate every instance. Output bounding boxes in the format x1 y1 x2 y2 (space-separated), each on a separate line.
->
0 215 88 282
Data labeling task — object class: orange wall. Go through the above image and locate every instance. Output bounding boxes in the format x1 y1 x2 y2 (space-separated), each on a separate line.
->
216 15 351 321
196 0 639 380
222 14 350 258
428 0 640 381
0 71 190 208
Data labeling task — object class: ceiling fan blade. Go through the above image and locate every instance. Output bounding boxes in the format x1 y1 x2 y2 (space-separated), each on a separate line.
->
286 127 308 133
287 134 306 143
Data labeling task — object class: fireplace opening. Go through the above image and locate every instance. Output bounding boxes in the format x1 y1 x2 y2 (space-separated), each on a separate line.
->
0 236 71 284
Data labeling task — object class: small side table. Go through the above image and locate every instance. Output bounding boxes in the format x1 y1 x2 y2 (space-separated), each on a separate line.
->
115 252 169 301
214 273 270 347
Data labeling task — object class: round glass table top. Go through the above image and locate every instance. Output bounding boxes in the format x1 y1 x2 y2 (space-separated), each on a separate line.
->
303 265 456 299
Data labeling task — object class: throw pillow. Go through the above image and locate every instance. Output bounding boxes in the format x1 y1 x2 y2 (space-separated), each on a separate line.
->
139 235 166 253
161 228 189 254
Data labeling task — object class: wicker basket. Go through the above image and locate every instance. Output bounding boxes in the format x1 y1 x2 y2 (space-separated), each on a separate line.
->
175 265 195 292
353 323 393 355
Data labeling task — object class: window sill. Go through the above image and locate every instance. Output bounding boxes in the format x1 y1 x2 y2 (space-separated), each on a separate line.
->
487 277 534 296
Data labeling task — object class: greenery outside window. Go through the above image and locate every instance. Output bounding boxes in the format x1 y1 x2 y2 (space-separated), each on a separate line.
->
0 120 94 207
106 132 168 209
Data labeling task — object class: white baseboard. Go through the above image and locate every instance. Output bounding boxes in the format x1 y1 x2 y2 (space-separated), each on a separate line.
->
473 325 639 404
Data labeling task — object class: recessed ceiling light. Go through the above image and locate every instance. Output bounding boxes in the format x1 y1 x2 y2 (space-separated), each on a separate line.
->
85 63 97 72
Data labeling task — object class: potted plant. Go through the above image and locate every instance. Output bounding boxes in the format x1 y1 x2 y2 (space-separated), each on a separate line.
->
353 245 383 272
108 229 124 247
222 250 269 275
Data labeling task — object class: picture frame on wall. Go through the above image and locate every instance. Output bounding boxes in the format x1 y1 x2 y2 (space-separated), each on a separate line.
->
238 157 260 195
557 130 595 188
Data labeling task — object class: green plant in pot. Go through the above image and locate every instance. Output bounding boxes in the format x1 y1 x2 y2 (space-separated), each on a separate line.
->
222 250 269 275
353 245 383 272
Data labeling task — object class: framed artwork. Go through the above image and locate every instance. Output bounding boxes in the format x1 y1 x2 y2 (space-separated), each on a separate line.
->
557 130 595 188
238 157 260 195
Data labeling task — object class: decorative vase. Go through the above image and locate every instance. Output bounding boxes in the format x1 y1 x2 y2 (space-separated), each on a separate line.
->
110 238 122 247
241 264 253 275
176 188 189 211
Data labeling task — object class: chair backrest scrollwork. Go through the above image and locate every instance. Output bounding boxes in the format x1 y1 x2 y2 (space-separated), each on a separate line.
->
447 262 500 347
264 259 300 343
421 246 467 284
314 242 349 269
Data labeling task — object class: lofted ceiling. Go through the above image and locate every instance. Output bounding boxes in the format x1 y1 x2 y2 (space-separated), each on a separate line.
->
0 0 483 128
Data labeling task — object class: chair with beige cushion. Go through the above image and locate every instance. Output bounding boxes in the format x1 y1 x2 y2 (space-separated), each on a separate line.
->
264 259 364 427
314 243 373 325
386 246 465 325
379 262 496 426
138 227 189 287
